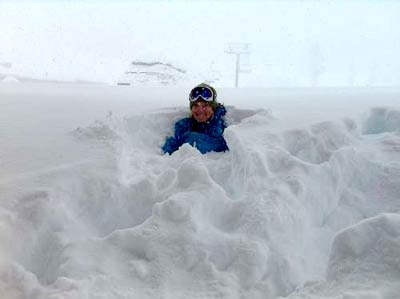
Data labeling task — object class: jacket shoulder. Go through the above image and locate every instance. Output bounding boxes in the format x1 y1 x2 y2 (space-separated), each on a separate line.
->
175 117 192 130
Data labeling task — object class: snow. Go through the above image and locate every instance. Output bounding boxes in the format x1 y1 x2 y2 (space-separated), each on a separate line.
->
1 76 19 83
1 83 400 299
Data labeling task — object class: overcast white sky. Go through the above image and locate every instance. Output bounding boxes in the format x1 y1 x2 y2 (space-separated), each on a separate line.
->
1 0 399 87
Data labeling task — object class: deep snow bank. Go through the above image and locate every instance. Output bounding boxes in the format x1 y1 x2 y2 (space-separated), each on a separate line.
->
287 214 400 299
1 85 400 299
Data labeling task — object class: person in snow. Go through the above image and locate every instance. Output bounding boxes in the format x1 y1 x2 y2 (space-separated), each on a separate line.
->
162 83 229 155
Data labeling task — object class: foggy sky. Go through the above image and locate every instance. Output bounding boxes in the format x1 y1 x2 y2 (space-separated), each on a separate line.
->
1 0 399 87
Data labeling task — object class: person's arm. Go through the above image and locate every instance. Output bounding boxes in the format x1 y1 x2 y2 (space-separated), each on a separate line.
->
162 118 192 154
207 117 227 138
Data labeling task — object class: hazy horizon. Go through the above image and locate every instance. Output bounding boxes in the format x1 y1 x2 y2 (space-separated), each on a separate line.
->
1 0 399 87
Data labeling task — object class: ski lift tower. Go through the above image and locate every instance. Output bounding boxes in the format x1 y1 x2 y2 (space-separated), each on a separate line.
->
225 43 251 88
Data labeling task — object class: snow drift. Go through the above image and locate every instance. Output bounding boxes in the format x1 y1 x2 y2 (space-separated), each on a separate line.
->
0 84 400 299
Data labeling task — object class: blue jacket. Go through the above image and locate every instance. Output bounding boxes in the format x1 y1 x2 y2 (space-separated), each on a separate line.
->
162 105 229 154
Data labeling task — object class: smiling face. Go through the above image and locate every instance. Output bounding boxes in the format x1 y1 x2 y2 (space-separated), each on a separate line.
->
191 100 214 123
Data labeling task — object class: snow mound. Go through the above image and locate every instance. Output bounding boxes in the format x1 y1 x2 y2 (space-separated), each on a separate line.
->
282 118 358 164
328 213 400 282
1 101 400 299
287 214 400 299
363 107 400 134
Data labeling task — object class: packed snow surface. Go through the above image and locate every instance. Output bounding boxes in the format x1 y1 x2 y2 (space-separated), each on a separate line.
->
1 83 400 299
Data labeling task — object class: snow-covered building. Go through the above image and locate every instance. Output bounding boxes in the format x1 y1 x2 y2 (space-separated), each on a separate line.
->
0 62 13 81
117 61 188 86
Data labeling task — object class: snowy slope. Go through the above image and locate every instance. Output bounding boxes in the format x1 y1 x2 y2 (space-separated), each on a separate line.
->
0 84 400 299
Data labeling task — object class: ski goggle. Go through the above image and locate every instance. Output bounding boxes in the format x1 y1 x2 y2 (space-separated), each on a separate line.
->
189 86 214 102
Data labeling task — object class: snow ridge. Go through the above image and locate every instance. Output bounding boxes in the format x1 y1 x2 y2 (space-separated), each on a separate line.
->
1 103 400 299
